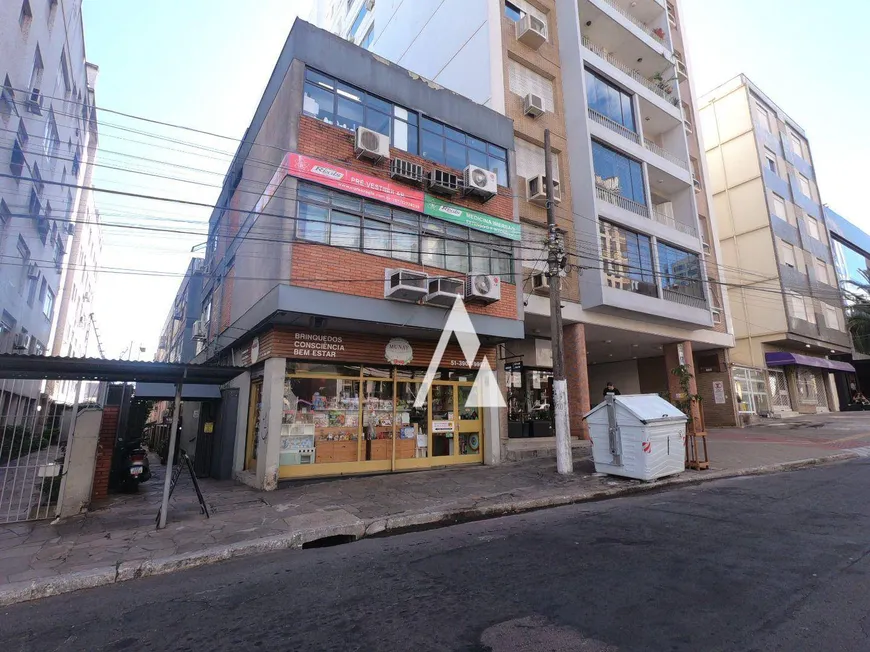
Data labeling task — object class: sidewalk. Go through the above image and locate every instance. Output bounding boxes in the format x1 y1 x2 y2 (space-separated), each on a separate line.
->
0 419 866 606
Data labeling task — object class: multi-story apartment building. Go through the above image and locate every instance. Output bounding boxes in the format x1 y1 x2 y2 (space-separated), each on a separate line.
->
154 258 205 364
700 75 851 418
194 21 522 488
313 0 738 439
1 0 100 407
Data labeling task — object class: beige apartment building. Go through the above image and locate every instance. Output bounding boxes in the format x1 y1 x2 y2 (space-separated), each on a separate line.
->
700 75 852 418
313 0 740 442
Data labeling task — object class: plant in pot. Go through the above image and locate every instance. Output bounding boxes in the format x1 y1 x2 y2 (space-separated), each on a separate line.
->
652 27 666 41
652 72 674 95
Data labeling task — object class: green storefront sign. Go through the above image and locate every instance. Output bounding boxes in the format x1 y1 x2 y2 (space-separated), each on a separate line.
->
423 195 522 241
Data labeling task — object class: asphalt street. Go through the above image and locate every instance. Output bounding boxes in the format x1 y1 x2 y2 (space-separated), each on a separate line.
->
3 459 870 651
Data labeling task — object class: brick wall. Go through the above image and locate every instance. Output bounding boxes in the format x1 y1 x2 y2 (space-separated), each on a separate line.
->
695 349 739 427
91 406 119 501
564 323 590 439
291 244 518 320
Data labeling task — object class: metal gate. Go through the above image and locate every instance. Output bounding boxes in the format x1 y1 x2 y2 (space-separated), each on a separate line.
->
767 369 792 411
796 368 829 410
0 378 66 523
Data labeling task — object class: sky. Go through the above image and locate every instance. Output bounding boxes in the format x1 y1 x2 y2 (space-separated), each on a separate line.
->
78 0 865 359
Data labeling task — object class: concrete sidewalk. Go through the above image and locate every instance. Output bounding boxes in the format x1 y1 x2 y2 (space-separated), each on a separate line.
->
0 422 866 606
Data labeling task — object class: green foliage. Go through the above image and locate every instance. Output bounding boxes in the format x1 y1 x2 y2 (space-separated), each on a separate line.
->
844 269 870 355
670 364 702 417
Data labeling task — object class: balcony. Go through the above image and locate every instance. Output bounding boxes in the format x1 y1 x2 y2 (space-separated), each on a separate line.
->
663 288 707 309
581 36 679 108
596 183 649 218
598 0 671 49
588 108 641 145
651 205 697 237
643 137 687 170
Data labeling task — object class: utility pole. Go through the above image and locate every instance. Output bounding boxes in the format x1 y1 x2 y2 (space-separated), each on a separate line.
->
544 129 572 474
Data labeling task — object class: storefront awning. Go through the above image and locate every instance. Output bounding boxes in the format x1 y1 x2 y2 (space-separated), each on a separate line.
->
765 352 856 373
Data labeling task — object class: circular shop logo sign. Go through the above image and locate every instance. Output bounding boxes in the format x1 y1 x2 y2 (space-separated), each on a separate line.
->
385 338 413 366
250 337 260 364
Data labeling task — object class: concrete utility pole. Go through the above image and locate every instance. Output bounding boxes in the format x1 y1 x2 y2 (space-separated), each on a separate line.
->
544 129 572 474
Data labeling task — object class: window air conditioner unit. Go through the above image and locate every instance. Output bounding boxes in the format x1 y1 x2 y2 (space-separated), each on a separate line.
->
14 333 32 353
523 93 545 118
465 274 501 304
26 263 39 279
531 273 553 295
463 164 497 199
692 176 702 193
384 268 428 302
192 320 206 341
66 222 75 235
428 168 460 195
25 89 42 115
711 309 722 325
516 14 548 49
527 175 560 206
390 158 424 184
701 237 711 255
425 277 465 307
355 126 390 161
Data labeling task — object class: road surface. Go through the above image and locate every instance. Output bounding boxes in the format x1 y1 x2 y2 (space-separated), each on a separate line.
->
3 459 870 651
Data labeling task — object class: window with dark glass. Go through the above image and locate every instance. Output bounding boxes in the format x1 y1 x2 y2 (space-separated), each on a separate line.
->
585 69 636 133
302 69 509 186
598 221 657 297
295 182 514 282
505 1 523 21
656 241 705 302
592 141 646 205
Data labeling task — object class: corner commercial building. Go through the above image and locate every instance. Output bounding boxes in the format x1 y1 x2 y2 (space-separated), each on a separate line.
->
700 75 851 418
313 0 738 439
194 21 523 488
1 0 101 406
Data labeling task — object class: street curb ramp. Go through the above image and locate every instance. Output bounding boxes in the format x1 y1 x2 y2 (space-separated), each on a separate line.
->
0 452 858 607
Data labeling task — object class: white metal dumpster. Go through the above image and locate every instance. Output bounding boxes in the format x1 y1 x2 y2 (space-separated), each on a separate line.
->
584 394 687 481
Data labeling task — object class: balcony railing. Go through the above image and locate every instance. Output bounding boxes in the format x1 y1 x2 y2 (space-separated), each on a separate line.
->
588 108 641 144
651 206 698 237
662 288 707 309
643 137 688 170
598 0 671 49
596 184 649 218
581 36 679 107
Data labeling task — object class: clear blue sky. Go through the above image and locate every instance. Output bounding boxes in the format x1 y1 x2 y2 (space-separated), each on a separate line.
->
80 0 864 358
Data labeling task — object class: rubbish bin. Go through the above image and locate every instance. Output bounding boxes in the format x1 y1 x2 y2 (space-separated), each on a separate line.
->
584 394 687 481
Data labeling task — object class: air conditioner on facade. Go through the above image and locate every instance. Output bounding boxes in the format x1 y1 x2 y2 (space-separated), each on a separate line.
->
365 0 375 9
527 175 561 206
384 268 428 302
692 176 702 193
711 309 722 325
14 333 32 353
192 320 206 341
425 277 465 307
463 165 497 199
390 158 424 184
25 89 42 115
428 169 460 195
516 14 548 49
465 274 501 304
531 273 551 295
523 92 545 118
26 263 39 279
355 126 390 161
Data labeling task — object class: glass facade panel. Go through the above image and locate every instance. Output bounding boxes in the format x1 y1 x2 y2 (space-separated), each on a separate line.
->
592 141 646 204
599 221 656 296
656 242 705 302
585 69 636 132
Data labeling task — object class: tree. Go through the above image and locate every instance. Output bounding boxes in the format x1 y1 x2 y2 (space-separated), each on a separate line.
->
843 269 870 354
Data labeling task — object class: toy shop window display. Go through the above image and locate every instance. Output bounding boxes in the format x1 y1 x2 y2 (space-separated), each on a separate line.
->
363 377 395 461
282 376 362 465
395 370 430 461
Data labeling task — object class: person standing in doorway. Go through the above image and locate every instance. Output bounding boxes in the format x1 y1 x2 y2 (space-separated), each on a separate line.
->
603 382 621 397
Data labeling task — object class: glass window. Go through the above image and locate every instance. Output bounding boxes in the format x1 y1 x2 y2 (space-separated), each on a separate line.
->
297 202 329 243
599 221 656 296
592 141 646 205
807 217 820 240
422 224 446 268
336 95 364 132
445 138 467 170
755 102 772 132
772 194 787 221
349 4 369 38
733 367 770 415
657 241 704 302
815 259 829 285
824 304 841 330
330 211 361 249
365 109 391 137
505 1 523 21
790 132 803 159
488 154 508 187
42 286 54 318
799 174 812 199
789 293 807 321
585 69 636 133
421 129 446 165
303 82 335 124
391 212 419 262
780 241 797 268
764 149 777 175
364 218 390 256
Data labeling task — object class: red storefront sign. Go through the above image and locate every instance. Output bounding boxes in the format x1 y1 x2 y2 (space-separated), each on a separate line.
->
282 152 425 211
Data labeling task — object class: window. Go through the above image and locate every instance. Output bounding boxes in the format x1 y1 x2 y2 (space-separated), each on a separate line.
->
348 3 369 40
43 108 60 160
657 241 705 305
807 217 820 240
360 25 374 50
41 284 54 319
20 0 32 27
770 194 786 221
505 1 523 21
804 297 816 324
790 132 803 159
302 69 508 186
764 149 778 175
815 259 829 285
599 221 657 297
28 187 41 219
823 304 841 330
0 199 10 225
295 182 514 280
0 76 13 117
733 367 770 415
755 101 772 132
10 139 26 177
798 173 812 199
666 1 677 27
30 45 44 90
58 51 71 93
592 141 646 206
779 241 796 268
585 69 635 133
789 293 808 321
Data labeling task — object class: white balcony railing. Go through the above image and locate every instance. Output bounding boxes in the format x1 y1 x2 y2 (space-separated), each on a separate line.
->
581 36 679 107
598 0 671 49
643 137 688 170
588 108 641 144
662 288 707 309
651 206 698 237
596 184 649 218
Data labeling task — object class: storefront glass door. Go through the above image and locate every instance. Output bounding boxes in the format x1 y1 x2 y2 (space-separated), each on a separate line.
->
431 383 455 457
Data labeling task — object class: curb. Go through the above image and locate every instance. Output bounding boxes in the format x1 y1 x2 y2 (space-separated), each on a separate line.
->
0 452 858 607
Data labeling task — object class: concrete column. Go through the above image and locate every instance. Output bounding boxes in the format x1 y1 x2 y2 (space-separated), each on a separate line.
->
664 341 703 433
564 323 590 439
256 357 286 491
57 408 102 518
